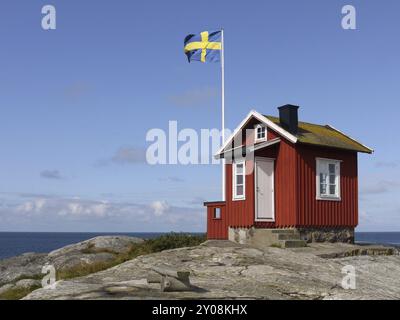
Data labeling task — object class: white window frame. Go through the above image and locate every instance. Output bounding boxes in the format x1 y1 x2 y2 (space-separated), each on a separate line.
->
233 160 246 201
316 158 342 201
213 207 221 219
254 124 267 143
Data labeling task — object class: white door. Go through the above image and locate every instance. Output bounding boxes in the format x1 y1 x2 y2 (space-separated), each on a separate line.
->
255 158 275 221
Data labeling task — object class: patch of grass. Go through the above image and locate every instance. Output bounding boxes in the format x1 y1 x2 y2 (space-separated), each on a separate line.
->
144 233 206 252
270 243 282 249
57 233 206 281
11 273 43 283
0 285 41 300
0 274 44 300
80 245 118 255
57 261 118 280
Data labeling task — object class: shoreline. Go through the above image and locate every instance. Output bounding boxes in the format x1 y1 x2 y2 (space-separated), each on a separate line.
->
1 235 399 300
1 237 399 262
0 232 206 261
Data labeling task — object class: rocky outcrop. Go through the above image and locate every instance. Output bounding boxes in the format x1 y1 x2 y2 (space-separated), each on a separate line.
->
21 240 400 300
49 236 143 257
47 236 143 271
0 253 47 286
0 235 143 298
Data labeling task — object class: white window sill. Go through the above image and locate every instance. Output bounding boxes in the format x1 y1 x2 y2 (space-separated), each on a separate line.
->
316 196 341 202
232 197 246 201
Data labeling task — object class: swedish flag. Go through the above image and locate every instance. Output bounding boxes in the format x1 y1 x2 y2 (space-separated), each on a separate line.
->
184 30 222 63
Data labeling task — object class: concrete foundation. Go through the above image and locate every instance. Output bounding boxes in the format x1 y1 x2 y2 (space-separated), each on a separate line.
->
228 227 255 245
228 227 355 248
228 227 306 248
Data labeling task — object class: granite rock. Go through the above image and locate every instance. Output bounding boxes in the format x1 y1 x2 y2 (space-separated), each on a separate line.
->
22 241 400 300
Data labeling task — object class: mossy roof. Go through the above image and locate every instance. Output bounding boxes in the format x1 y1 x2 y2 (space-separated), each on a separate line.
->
264 115 373 154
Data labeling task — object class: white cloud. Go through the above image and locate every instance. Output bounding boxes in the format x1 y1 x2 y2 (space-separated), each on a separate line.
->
58 201 111 218
16 201 34 213
67 203 83 215
91 203 109 217
359 210 374 224
0 193 204 232
150 200 170 216
16 198 47 213
35 198 46 211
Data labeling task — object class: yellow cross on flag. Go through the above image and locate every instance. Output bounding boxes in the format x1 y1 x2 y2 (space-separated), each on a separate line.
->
184 30 222 63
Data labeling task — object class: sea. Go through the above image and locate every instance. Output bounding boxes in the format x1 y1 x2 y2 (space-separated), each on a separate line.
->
0 232 190 260
0 232 399 260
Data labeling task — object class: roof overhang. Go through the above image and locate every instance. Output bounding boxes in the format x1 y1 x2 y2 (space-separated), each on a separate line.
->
248 138 281 152
215 110 297 158
215 138 281 159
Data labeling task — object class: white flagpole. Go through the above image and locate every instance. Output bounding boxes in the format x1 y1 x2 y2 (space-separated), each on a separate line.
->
221 29 226 201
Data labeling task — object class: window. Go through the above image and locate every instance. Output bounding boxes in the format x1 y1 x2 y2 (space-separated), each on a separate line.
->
233 161 246 200
316 158 341 200
213 207 221 219
255 124 267 142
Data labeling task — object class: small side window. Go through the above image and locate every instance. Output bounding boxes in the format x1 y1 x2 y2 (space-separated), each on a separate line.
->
213 207 221 219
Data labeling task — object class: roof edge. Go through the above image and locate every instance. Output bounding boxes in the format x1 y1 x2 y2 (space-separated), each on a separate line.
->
326 125 374 154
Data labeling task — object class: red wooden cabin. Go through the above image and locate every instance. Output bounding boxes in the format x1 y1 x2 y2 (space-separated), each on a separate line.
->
204 105 372 244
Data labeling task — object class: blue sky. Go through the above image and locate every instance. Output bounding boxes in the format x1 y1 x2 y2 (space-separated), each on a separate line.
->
0 0 399 232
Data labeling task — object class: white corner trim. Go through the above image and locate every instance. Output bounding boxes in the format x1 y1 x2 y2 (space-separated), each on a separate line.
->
326 124 374 153
216 110 297 157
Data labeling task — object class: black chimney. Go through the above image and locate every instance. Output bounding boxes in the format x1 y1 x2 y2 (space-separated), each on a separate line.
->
278 104 299 134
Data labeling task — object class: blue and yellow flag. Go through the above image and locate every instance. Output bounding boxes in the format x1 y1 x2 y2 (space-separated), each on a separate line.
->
184 30 222 63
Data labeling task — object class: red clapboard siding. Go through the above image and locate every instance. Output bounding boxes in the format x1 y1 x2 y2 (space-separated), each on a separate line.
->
295 144 358 228
206 202 227 240
224 162 255 229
